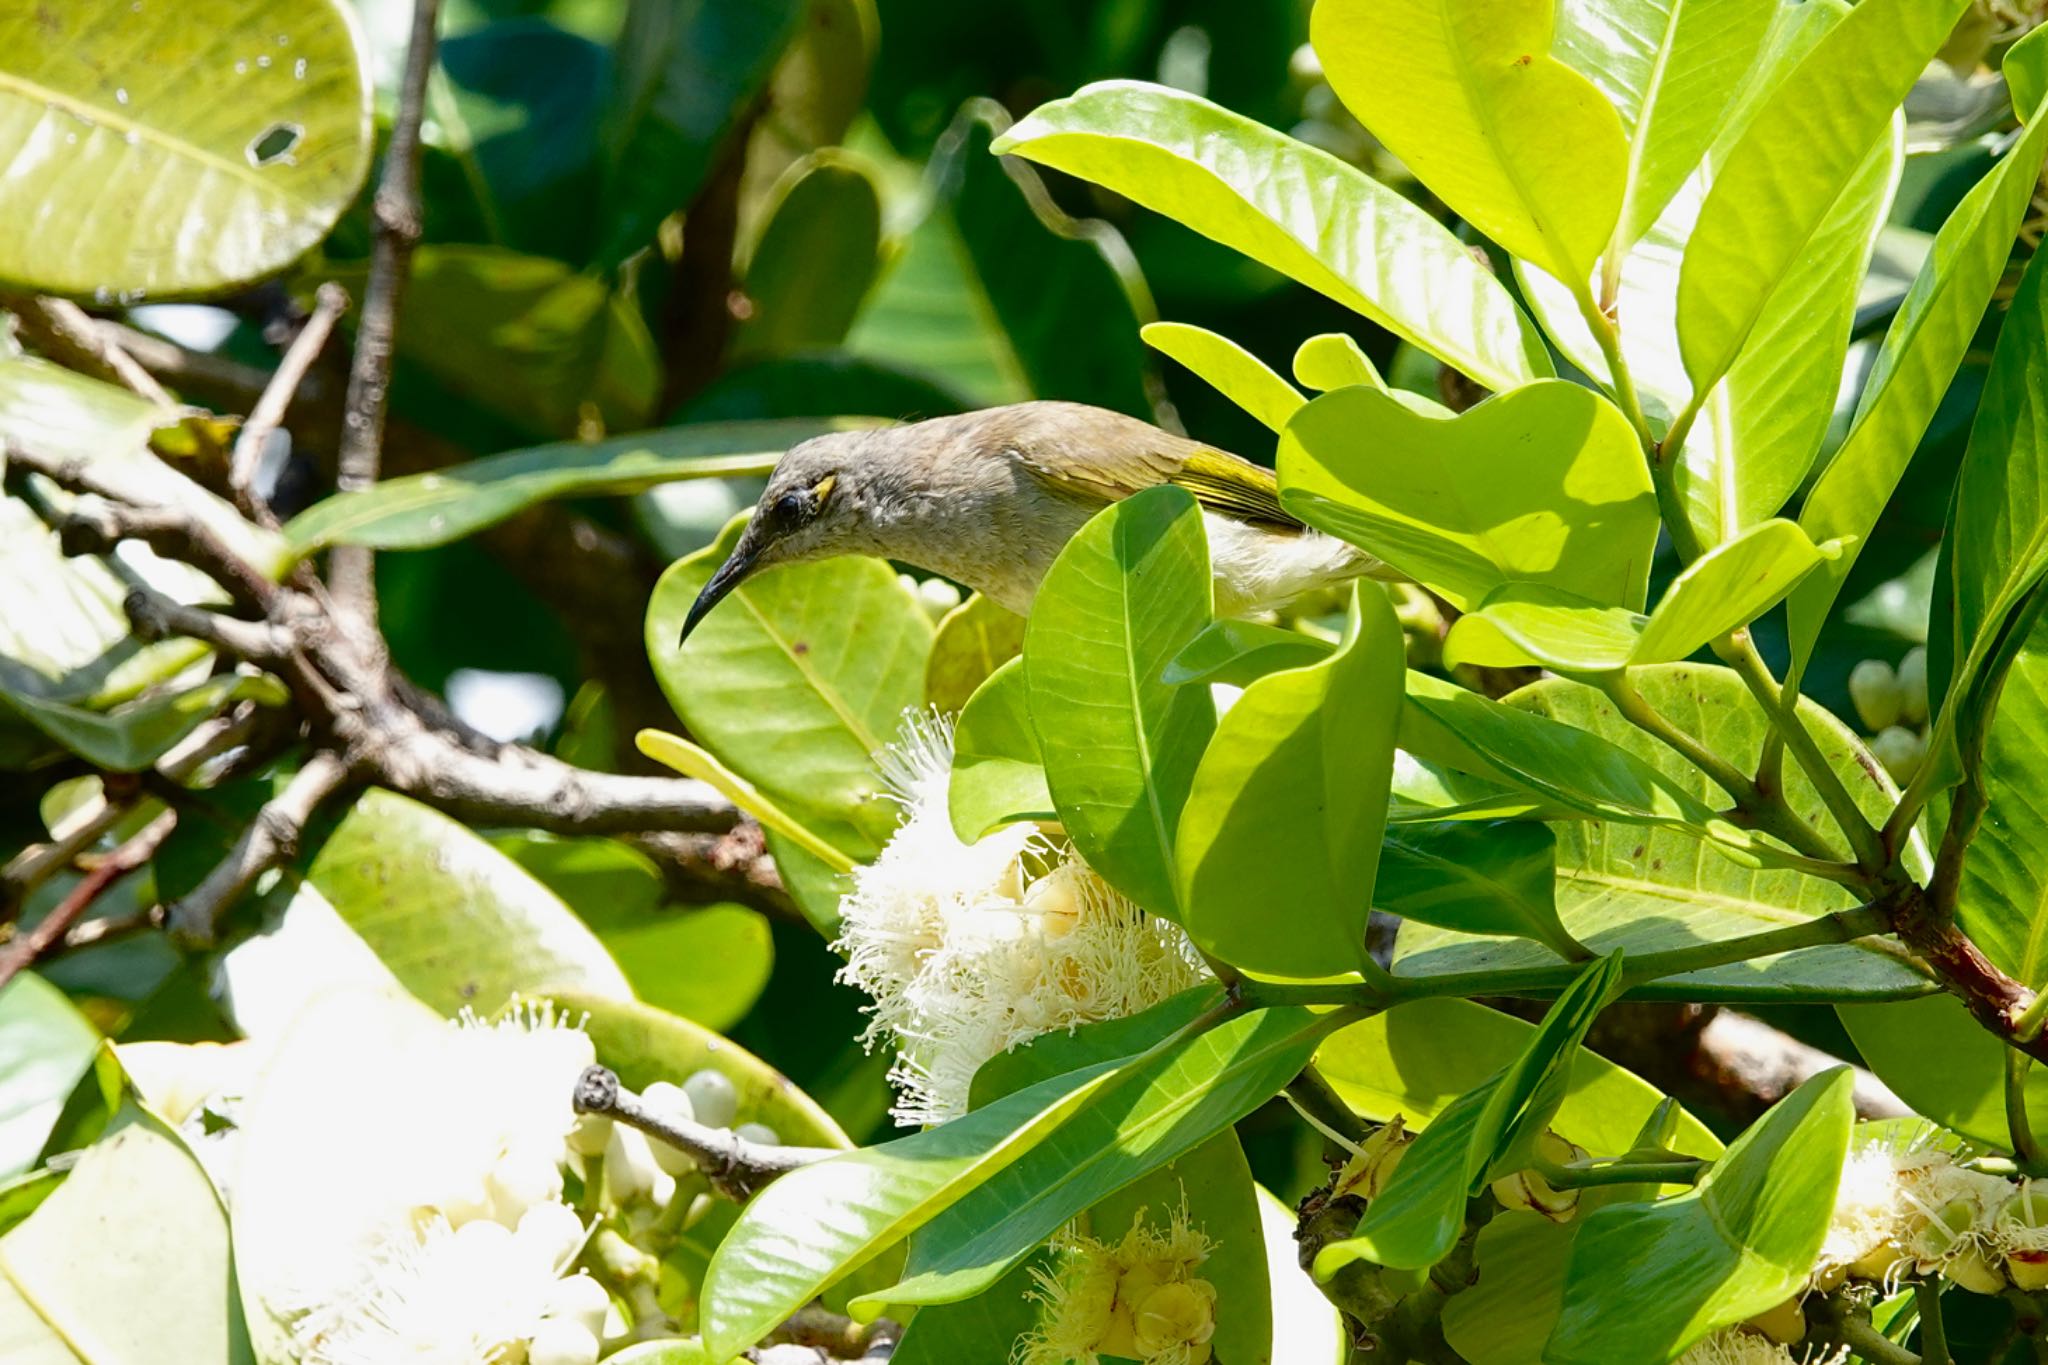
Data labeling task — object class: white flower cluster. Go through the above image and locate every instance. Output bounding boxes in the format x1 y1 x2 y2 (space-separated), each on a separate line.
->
1017 1198 1220 1365
835 711 1208 1127
271 1001 613 1365
1678 1328 1844 1365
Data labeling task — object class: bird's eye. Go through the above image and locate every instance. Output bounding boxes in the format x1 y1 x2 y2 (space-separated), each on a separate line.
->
773 491 809 523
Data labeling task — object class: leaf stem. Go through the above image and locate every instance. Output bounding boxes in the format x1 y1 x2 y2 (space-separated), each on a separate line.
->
1717 631 1887 872
1575 286 1656 453
1839 1313 1922 1365
1916 1281 1951 1365
1532 1154 1708 1190
2009 1050 2048 1175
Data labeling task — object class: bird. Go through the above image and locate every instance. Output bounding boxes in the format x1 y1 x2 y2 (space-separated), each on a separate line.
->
676 399 1378 644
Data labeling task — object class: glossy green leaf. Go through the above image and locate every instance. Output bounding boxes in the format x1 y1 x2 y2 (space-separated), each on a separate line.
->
1377 821 1583 960
3 673 285 772
924 592 1025 714
1176 586 1401 977
1547 1070 1854 1363
1395 666 1932 1001
1278 382 1658 611
698 1060 1131 1357
1313 0 1626 285
1442 586 1646 675
0 0 371 296
1553 0 1778 251
1926 245 2048 791
865 1005 1337 1311
287 421 836 554
332 244 659 437
1790 29 2048 668
648 513 934 855
491 835 773 1032
849 105 1160 418
1839 992 2048 1152
306 787 632 1015
1315 998 1721 1160
0 976 98 1180
948 658 1053 841
0 1099 249 1364
733 150 882 359
1675 0 1968 395
1141 321 1302 431
1292 332 1384 393
553 990 849 1149
1024 487 1215 917
993 80 1552 393
595 0 804 267
1949 627 2048 1010
1333 957 1624 1272
1161 618 1335 687
887 1257 1042 1365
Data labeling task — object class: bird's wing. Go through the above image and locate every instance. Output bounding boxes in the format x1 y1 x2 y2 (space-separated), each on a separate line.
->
1018 443 1304 530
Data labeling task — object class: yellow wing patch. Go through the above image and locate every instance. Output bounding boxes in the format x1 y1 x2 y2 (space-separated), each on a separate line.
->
1019 443 1302 530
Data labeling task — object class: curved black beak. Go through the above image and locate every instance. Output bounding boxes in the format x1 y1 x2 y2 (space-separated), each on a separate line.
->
678 542 759 647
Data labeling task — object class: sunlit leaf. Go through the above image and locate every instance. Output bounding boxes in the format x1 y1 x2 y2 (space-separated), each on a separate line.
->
924 592 1025 714
1141 321 1302 431
948 658 1052 841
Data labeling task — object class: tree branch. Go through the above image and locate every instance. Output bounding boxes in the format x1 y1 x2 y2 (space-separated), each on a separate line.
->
164 753 350 945
573 1065 834 1202
3 295 175 407
0 811 175 990
231 281 347 521
331 0 442 620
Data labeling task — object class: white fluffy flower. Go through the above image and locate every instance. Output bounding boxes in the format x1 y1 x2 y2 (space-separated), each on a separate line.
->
835 711 1208 1126
1676 1329 1839 1365
233 990 603 1365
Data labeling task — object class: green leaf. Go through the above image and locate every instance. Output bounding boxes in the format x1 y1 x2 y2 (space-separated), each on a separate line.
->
888 1256 1043 1365
330 244 660 437
0 975 98 1180
848 104 1161 418
1839 992 2048 1151
0 0 371 296
698 1060 1132 1357
648 512 934 855
863 1005 1338 1311
1791 35 2048 669
1161 619 1335 687
1395 665 1932 1001
1553 0 1778 251
2 673 285 772
1314 998 1721 1161
1278 382 1658 611
595 0 805 267
1141 321 1303 432
1333 957 1625 1272
1377 821 1583 961
1926 245 2048 789
1313 0 1627 285
1675 0 1968 396
1292 332 1385 393
1443 520 1830 673
948 658 1053 842
1024 487 1215 917
286 420 838 553
733 150 883 359
924 592 1025 714
553 990 850 1149
490 835 773 1032
1546 1070 1854 1363
638 729 858 875
306 787 632 1015
0 1099 250 1364
1949 626 2048 1001
993 80 1552 393
1176 586 1402 977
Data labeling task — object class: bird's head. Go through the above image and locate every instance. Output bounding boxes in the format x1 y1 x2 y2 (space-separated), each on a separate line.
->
677 431 873 645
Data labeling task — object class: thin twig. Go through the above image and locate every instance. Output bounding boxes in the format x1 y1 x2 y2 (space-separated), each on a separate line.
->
573 1065 834 1202
231 282 348 519
760 1305 901 1362
331 0 443 620
3 295 175 408
163 752 350 946
0 811 175 991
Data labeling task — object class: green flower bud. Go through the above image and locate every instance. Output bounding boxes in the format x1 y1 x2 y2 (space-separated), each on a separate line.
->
565 1112 612 1158
1743 1295 1804 1345
1897 647 1929 726
1849 659 1903 733
1944 1245 2008 1295
640 1081 699 1178
1870 726 1925 784
682 1068 739 1130
2000 1179 2048 1290
1132 1278 1218 1361
736 1121 781 1147
1490 1131 1584 1223
1335 1116 1412 1202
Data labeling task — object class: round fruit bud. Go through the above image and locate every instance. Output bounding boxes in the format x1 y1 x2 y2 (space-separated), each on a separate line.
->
737 1121 781 1147
2000 1180 2048 1290
1744 1295 1805 1345
565 1112 612 1158
1022 868 1083 940
487 1142 566 1226
605 1124 662 1205
1945 1244 2009 1295
1871 726 1926 784
543 1274 612 1338
1897 647 1929 726
526 1317 601 1365
1490 1132 1584 1223
514 1201 586 1272
918 578 963 620
682 1069 740 1130
639 1081 700 1177
1132 1279 1218 1359
1848 659 1903 733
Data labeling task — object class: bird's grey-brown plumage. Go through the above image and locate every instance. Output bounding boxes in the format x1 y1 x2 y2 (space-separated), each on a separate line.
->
678 400 1376 643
